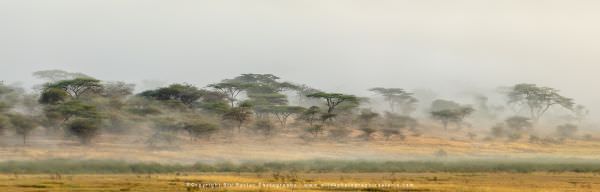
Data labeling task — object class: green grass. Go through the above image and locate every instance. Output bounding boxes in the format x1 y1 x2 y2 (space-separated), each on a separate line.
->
2 158 600 174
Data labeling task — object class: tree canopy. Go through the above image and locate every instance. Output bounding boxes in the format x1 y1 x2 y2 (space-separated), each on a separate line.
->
507 84 574 122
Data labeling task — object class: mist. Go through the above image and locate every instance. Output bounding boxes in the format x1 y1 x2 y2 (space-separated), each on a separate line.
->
1 0 599 120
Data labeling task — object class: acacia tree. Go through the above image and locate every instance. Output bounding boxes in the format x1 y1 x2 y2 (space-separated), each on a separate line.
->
139 84 204 107
306 92 358 114
8 114 37 145
506 84 574 122
431 107 474 130
183 120 219 141
299 106 320 126
208 81 250 107
358 109 379 141
369 87 417 114
271 106 305 129
46 78 102 99
222 102 253 133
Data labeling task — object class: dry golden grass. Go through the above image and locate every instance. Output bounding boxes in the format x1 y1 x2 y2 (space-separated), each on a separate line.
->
2 130 600 164
1 172 599 192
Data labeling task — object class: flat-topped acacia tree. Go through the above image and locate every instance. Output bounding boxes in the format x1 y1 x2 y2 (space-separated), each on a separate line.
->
506 84 574 122
46 78 102 99
306 92 359 114
208 81 250 107
369 87 418 114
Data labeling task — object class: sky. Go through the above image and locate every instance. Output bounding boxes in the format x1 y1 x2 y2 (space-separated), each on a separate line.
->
1 0 599 116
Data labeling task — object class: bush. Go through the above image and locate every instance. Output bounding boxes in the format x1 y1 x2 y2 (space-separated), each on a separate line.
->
67 118 101 145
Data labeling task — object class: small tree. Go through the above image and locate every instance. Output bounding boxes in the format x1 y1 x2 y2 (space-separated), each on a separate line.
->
430 100 474 130
222 102 253 133
208 81 250 107
358 109 379 128
307 92 358 114
369 87 418 114
271 106 305 129
183 121 219 141
139 84 204 107
8 114 37 145
299 106 320 126
67 118 101 145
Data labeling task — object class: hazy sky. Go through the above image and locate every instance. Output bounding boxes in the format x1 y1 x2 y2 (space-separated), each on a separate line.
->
1 0 600 114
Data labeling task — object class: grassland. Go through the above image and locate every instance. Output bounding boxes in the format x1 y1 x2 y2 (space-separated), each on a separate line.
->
2 127 600 191
2 172 599 192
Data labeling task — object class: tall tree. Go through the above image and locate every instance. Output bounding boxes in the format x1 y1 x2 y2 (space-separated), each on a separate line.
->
506 84 574 122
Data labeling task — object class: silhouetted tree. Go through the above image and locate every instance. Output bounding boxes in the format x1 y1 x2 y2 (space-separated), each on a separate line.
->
506 84 574 122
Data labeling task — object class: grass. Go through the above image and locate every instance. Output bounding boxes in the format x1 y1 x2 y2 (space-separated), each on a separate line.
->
1 172 599 191
2 158 600 174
